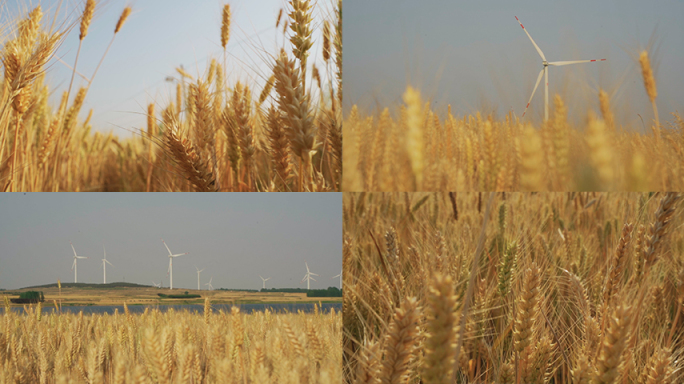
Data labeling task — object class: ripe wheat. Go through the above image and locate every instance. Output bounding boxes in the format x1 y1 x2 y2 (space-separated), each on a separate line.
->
343 192 682 384
0 0 341 191
0 300 341 383
344 56 683 191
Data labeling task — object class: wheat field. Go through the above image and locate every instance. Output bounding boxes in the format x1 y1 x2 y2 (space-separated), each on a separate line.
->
343 50 684 191
0 0 341 191
0 298 341 383
343 191 683 383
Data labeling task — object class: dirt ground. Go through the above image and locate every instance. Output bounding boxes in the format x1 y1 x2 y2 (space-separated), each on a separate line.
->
2 286 341 307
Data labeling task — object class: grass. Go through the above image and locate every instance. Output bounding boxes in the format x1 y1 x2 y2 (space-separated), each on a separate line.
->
0 298 340 383
0 0 341 191
343 49 683 191
343 192 683 384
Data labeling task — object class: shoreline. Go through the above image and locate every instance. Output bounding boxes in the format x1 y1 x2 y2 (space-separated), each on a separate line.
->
1 286 341 307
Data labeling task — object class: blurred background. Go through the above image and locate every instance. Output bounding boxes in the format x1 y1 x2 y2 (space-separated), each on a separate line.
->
344 0 684 128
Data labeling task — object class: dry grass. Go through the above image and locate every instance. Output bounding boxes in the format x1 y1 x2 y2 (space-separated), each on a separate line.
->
344 54 684 191
0 299 341 383
0 0 341 191
343 192 683 384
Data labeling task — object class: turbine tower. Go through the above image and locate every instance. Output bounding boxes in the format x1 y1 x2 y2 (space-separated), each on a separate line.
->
260 275 271 289
301 262 318 290
102 244 113 284
162 238 188 290
204 277 213 291
332 269 342 289
515 16 606 121
195 266 205 290
70 241 88 283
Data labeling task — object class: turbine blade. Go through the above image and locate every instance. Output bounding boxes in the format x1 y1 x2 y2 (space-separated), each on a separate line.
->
171 253 186 257
161 239 173 255
522 68 545 118
310 272 319 276
310 277 317 282
105 260 113 266
548 59 606 66
70 241 77 257
515 16 546 61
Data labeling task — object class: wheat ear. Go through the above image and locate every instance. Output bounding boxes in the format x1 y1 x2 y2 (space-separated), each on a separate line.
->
422 273 459 384
379 297 419 384
594 303 632 384
644 193 680 269
639 51 659 141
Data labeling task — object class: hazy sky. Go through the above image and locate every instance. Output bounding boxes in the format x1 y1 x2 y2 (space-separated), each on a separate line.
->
0 193 342 290
2 0 331 136
344 0 684 127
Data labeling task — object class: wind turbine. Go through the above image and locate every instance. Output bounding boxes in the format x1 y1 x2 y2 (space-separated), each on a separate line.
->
152 281 161 288
70 241 88 283
332 269 342 289
301 262 318 290
161 238 188 290
204 277 213 291
102 245 113 284
260 275 271 289
515 16 606 121
195 266 205 290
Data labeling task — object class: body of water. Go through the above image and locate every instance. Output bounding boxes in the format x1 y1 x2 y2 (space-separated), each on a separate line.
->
1 302 341 315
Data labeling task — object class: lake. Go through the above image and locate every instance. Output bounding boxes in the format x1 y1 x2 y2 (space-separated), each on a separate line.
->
1 302 341 315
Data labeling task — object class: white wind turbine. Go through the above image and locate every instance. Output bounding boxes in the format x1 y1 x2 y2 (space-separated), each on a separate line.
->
70 241 88 283
102 245 113 284
195 266 205 290
301 262 318 290
204 277 213 291
152 281 161 288
515 16 606 121
332 269 342 289
260 275 271 289
162 238 188 290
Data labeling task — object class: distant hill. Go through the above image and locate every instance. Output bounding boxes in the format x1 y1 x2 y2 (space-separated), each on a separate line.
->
20 282 151 290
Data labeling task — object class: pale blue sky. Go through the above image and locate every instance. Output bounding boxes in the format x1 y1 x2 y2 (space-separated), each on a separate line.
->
344 0 684 128
0 193 342 290
2 0 331 136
